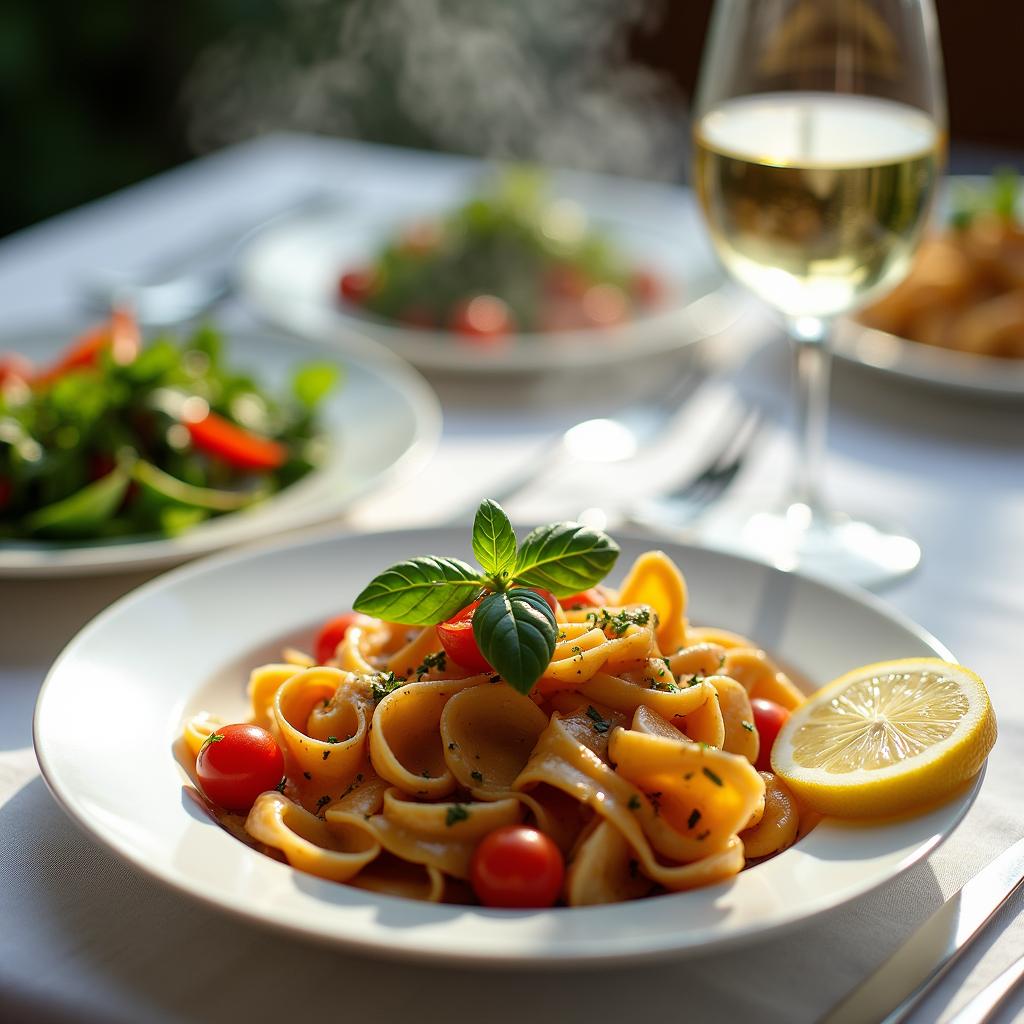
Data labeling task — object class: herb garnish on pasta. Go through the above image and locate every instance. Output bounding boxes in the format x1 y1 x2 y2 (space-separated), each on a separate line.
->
353 499 619 693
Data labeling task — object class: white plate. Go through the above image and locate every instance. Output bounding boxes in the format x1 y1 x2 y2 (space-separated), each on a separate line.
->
235 189 733 374
834 175 1024 398
34 528 979 965
0 326 440 577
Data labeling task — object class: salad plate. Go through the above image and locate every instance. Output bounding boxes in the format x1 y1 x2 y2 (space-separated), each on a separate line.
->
0 326 440 577
34 527 979 965
235 188 732 374
835 174 1024 399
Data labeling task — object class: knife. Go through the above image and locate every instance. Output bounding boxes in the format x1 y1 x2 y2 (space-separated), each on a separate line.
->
820 833 1024 1024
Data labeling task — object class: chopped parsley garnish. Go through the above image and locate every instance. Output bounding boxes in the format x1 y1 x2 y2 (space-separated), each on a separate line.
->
688 674 704 687
370 670 403 702
741 720 755 733
586 607 651 637
274 776 287 793
415 650 448 678
687 808 702 829
571 645 583 658
651 680 678 692
702 766 724 787
445 804 470 826
327 735 339 744
471 770 484 783
586 705 611 734
627 795 641 811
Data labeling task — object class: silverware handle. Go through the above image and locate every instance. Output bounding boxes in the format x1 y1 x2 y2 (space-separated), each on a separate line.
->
947 953 1024 1024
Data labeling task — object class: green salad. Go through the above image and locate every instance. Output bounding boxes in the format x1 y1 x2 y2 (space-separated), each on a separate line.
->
0 313 340 541
337 170 665 341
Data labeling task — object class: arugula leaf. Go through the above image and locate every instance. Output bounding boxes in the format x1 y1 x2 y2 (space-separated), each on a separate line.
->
513 522 620 598
472 588 557 694
353 556 484 625
472 499 517 578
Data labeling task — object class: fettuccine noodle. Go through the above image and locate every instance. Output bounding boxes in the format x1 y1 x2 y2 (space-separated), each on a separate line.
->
182 550 810 906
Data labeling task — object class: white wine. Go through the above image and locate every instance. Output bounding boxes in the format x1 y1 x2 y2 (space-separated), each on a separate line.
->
694 93 942 319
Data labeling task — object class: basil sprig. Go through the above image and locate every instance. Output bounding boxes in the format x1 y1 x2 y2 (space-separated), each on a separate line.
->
352 500 619 694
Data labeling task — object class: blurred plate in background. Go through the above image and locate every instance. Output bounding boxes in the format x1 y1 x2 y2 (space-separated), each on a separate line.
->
235 187 733 374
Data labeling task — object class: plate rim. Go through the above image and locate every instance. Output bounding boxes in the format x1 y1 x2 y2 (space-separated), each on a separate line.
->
0 324 442 578
33 526 978 967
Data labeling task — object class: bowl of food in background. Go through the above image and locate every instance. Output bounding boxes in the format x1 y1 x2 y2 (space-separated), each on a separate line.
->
237 169 731 374
835 170 1024 397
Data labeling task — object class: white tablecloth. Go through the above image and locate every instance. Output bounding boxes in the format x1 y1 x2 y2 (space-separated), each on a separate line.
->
1 135 1023 1024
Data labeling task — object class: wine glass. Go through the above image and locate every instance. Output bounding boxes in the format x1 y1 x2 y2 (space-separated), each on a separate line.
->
687 0 945 586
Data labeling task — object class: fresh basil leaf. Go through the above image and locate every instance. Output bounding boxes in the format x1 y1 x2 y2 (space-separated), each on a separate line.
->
353 556 484 625
293 362 341 409
472 588 557 694
472 499 517 578
513 521 619 598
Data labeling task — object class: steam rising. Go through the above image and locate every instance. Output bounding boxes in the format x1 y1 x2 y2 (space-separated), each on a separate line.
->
183 0 686 180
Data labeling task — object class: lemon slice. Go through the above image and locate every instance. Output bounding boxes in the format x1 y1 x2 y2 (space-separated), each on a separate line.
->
771 658 996 817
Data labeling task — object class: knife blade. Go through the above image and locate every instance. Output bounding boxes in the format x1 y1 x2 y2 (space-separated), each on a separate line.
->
820 833 1024 1024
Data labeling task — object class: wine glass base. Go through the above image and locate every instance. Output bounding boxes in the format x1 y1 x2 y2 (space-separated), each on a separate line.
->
637 498 921 590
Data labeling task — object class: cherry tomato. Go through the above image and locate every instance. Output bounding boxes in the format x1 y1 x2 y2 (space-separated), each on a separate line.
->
35 309 140 385
751 698 791 772
629 267 664 305
185 411 287 472
315 611 367 664
580 283 629 328
195 723 284 813
560 587 604 610
437 599 492 672
471 825 565 908
450 295 514 344
338 268 378 305
528 587 559 616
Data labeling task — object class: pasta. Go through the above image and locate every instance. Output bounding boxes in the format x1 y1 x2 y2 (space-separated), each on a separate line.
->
181 549 813 907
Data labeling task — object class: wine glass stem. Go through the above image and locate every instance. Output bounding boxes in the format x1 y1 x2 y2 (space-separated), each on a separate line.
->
787 316 833 513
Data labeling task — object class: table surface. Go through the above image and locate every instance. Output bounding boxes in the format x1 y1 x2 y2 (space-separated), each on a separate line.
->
2 134 1023 1024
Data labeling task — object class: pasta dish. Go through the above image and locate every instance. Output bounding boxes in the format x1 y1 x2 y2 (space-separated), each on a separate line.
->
180 501 994 909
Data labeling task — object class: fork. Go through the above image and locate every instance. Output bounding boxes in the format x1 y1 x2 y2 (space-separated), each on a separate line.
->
626 405 762 531
443 366 705 524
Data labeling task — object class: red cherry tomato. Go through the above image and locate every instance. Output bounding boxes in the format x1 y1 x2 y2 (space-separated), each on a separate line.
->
437 599 492 672
629 267 665 305
314 611 366 665
185 411 287 472
471 825 565 908
35 309 140 386
338 268 378 305
751 698 791 772
560 587 604 610
526 587 559 616
580 283 629 328
450 295 514 344
195 724 284 813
